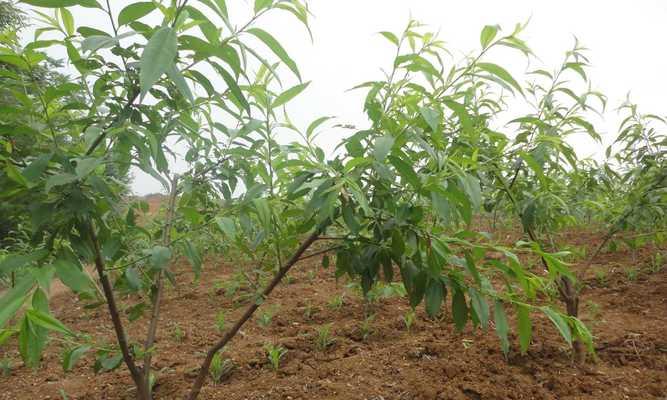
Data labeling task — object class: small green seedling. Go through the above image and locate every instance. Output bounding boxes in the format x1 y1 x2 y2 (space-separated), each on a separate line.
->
215 311 226 332
625 267 639 281
264 343 287 371
315 324 336 351
595 269 608 287
257 307 277 328
1 358 11 377
209 350 235 383
303 301 315 320
402 309 416 332
328 294 345 310
360 314 376 341
172 323 185 343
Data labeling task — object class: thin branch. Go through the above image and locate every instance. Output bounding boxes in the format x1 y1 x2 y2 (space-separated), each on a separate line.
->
88 221 148 398
186 227 324 400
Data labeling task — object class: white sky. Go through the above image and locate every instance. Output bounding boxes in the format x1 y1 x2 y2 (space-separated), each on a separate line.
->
21 0 667 194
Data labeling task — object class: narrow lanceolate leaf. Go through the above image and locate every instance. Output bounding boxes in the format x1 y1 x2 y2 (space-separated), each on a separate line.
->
21 0 101 8
166 63 194 103
494 300 510 356
26 309 75 336
424 279 443 318
516 304 532 354
480 25 499 49
0 275 34 328
373 135 395 162
62 345 91 372
60 8 75 36
379 31 399 46
214 63 250 114
247 28 301 80
139 26 178 99
118 2 156 26
541 306 572 346
272 81 310 109
476 62 523 95
468 288 489 330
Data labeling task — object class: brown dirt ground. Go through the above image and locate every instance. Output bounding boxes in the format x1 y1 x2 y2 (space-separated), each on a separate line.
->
0 231 666 400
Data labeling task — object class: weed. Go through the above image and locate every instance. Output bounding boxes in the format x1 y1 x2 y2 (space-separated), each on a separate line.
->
584 300 602 323
209 350 235 383
264 343 287 371
625 267 639 281
314 324 336 351
595 269 608 287
171 323 185 343
303 301 315 320
256 306 277 328
402 309 416 332
215 311 226 333
328 294 344 310
360 314 376 341
649 252 664 273
0 358 11 377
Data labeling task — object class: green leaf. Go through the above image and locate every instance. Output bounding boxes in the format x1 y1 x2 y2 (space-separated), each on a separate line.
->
458 173 481 210
54 256 95 295
494 300 510 355
45 173 77 192
125 267 142 290
62 345 91 372
389 155 420 189
139 26 178 99
516 304 532 354
213 63 250 114
247 28 301 80
373 135 394 162
216 217 237 239
379 31 399 46
118 2 156 26
22 153 52 182
166 63 194 103
182 240 202 280
19 316 46 368
419 106 440 132
480 25 499 49
468 288 489 330
60 8 75 36
477 62 523 95
149 246 172 270
541 306 572 346
21 0 100 8
254 0 272 13
75 157 101 178
5 163 29 187
0 275 34 329
424 279 443 318
81 35 117 53
272 81 310 109
26 309 74 336
451 285 468 331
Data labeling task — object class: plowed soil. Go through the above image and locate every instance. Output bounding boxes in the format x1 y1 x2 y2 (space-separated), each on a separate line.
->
1 231 666 400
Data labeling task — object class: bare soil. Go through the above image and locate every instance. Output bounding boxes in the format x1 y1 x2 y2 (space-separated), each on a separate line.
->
1 231 666 400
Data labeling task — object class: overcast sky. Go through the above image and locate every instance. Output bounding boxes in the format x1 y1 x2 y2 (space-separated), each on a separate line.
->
22 1 667 194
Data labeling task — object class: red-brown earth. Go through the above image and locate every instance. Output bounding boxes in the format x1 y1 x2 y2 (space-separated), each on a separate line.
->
0 230 665 400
